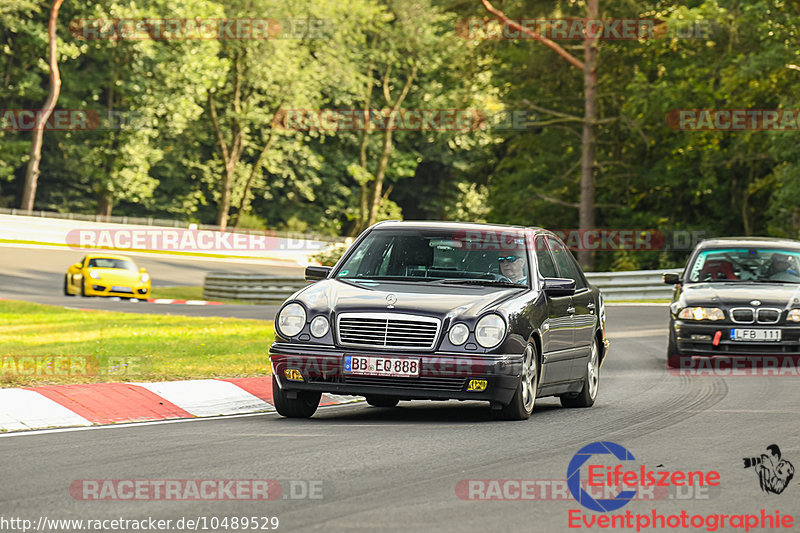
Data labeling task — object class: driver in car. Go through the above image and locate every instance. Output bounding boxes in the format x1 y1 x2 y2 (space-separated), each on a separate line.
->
498 253 527 283
768 253 800 281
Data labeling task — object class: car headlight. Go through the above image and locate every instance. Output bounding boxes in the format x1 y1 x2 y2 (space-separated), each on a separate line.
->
89 270 101 280
678 307 725 321
277 303 306 337
140 273 150 283
475 314 506 348
788 309 800 322
448 323 469 345
309 315 330 338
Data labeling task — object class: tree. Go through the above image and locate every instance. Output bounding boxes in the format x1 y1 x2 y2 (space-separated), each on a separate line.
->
20 0 63 211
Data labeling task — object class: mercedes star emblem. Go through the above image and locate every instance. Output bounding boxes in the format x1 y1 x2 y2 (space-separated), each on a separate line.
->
386 294 397 308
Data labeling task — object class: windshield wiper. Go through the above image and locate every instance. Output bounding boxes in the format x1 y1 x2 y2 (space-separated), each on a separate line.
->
339 276 442 282
437 279 526 288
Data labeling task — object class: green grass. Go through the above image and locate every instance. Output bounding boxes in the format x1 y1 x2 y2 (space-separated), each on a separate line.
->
0 299 274 388
149 285 256 305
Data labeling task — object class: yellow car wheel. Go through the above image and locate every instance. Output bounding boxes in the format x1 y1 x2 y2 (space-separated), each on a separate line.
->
80 277 87 297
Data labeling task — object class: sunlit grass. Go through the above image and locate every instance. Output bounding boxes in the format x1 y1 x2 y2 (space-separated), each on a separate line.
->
0 299 274 387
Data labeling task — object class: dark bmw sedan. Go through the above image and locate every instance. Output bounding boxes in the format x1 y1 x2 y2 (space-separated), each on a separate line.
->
664 237 800 367
269 221 608 420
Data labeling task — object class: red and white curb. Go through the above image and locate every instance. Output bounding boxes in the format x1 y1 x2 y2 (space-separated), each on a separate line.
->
0 377 358 432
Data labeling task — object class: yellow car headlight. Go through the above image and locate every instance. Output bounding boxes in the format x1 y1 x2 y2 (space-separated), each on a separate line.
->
678 307 725 321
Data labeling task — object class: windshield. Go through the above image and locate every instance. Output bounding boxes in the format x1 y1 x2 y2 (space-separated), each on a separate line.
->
87 258 137 271
687 248 800 283
336 228 530 286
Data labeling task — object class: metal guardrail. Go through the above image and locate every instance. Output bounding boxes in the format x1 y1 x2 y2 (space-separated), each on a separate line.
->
203 273 311 303
204 268 682 304
0 207 347 243
586 269 681 301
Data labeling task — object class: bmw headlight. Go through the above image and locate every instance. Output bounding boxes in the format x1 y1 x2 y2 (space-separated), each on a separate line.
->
788 309 800 322
448 323 469 345
678 307 725 321
277 303 306 337
310 315 330 338
475 314 506 348
89 270 101 280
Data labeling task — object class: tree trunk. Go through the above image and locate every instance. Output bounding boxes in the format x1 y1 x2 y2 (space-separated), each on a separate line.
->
578 0 599 270
209 53 245 232
232 132 275 228
367 128 393 227
20 0 64 211
97 189 113 217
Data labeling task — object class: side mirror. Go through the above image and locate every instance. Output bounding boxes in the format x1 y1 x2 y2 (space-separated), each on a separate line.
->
663 273 680 285
305 265 332 281
543 277 576 297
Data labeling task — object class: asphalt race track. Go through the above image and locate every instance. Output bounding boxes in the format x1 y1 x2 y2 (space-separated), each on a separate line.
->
2 305 799 532
0 245 304 319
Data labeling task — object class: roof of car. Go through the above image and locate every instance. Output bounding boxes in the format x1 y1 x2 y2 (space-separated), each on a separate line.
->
371 220 544 233
697 237 800 250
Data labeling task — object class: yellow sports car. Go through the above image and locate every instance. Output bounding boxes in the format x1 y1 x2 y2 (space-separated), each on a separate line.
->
64 254 151 298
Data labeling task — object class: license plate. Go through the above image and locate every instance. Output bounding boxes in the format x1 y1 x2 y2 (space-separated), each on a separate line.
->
111 286 133 293
730 329 782 342
343 356 420 377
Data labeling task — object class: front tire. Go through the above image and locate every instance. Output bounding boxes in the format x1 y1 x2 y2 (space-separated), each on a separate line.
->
366 396 399 408
272 376 321 418
63 275 71 296
80 277 87 297
561 337 600 408
666 329 682 368
494 343 538 420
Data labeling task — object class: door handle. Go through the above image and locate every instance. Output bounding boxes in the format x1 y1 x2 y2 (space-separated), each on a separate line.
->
587 302 595 314
567 306 576 315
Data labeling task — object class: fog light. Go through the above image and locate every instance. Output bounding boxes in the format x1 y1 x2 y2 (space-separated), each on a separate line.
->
467 379 488 391
284 368 304 382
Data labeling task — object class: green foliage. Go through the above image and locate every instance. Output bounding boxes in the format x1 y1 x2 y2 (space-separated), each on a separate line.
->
3 0 800 271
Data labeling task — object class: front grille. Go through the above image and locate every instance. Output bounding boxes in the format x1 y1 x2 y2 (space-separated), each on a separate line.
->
756 308 781 324
337 313 441 350
731 308 754 323
730 307 782 324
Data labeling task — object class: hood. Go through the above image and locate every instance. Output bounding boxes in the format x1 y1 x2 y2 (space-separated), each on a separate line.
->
681 282 800 309
293 279 526 321
86 268 141 285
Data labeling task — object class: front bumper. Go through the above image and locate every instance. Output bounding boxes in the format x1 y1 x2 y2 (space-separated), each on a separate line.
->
85 283 150 298
269 343 523 404
673 320 800 355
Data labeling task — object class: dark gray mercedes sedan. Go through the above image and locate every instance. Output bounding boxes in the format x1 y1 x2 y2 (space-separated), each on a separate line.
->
269 221 609 420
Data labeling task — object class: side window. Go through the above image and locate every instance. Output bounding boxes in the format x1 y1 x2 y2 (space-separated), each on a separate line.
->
548 238 586 289
534 237 558 278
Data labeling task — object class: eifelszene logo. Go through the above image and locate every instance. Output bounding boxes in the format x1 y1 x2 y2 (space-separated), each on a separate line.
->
743 444 795 495
567 441 721 512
